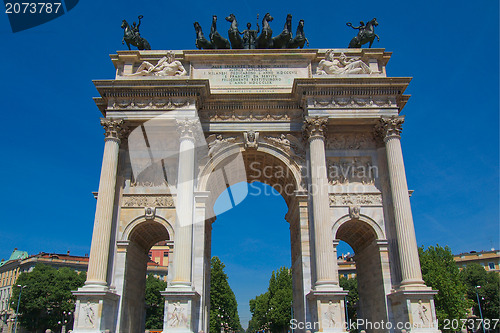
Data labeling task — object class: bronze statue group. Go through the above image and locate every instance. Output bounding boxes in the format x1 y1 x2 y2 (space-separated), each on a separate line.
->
120 14 379 51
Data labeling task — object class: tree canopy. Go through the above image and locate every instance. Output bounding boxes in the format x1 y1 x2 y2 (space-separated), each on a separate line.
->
460 262 500 320
418 245 471 331
339 276 358 327
209 256 243 333
10 263 86 331
247 267 292 333
145 274 168 330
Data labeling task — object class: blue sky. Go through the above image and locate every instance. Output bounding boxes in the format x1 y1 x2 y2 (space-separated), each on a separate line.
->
0 0 498 329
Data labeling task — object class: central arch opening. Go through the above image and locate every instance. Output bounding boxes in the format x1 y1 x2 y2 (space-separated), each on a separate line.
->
203 148 305 331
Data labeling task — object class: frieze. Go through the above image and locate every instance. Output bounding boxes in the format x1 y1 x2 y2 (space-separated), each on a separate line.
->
329 193 382 206
199 109 302 122
110 98 190 110
122 195 174 208
325 133 376 150
327 156 376 185
313 96 396 108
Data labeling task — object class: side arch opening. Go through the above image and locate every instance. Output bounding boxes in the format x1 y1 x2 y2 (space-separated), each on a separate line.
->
334 216 389 332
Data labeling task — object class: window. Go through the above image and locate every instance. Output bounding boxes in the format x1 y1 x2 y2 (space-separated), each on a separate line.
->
164 252 169 257
488 262 495 270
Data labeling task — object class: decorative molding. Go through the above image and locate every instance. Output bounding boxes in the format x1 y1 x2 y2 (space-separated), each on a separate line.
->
303 116 328 140
122 195 174 208
325 133 376 150
177 118 202 140
313 96 396 108
327 157 376 185
376 116 405 140
111 98 190 110
199 108 302 122
100 118 128 141
329 193 382 206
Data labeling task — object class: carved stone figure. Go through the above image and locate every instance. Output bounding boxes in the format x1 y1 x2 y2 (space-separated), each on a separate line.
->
244 131 259 149
240 16 260 49
83 302 96 328
349 205 361 219
287 19 309 49
324 301 336 328
225 14 244 49
347 18 380 48
414 300 430 325
272 14 293 49
256 13 274 49
130 51 187 77
121 15 151 50
317 50 371 75
264 134 304 160
168 302 188 328
194 22 214 49
210 15 230 49
206 134 237 157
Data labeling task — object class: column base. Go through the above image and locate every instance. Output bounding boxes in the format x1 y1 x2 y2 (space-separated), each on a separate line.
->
161 286 200 333
307 290 349 333
388 289 441 333
72 288 119 333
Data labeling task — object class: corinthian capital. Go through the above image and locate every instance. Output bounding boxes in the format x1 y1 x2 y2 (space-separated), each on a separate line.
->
376 116 405 140
101 118 128 141
176 118 202 141
303 116 328 141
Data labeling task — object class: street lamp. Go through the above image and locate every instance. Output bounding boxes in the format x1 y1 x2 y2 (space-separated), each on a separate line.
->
58 311 72 333
475 286 485 333
14 284 26 333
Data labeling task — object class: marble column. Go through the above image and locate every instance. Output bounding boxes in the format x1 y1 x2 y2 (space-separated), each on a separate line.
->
378 116 425 288
86 119 128 287
303 117 339 289
171 119 198 287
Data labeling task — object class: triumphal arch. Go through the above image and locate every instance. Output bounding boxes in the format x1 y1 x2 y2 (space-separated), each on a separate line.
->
72 48 441 333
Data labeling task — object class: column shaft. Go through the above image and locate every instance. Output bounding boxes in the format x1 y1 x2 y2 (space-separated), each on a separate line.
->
86 119 126 286
305 117 339 288
172 121 197 286
381 117 424 287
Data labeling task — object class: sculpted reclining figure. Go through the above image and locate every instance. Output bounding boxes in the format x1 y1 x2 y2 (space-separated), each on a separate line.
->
317 50 371 75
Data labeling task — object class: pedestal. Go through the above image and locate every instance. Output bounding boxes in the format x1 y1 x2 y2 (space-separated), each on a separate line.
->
72 290 119 333
161 287 200 333
388 289 441 333
308 290 349 333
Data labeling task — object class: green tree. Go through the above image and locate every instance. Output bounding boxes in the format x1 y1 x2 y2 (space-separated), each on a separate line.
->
210 257 243 333
460 263 500 320
145 275 168 330
418 245 471 331
339 276 358 330
248 267 292 333
10 263 86 332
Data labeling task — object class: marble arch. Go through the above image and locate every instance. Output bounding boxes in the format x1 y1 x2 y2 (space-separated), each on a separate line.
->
72 49 441 333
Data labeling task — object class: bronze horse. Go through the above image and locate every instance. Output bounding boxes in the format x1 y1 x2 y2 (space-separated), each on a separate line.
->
121 17 151 50
347 18 380 48
225 14 244 49
210 15 230 49
272 13 292 49
287 19 309 49
194 22 214 49
256 13 274 49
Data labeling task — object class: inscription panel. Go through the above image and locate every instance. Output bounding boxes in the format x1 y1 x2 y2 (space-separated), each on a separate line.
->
191 61 310 92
